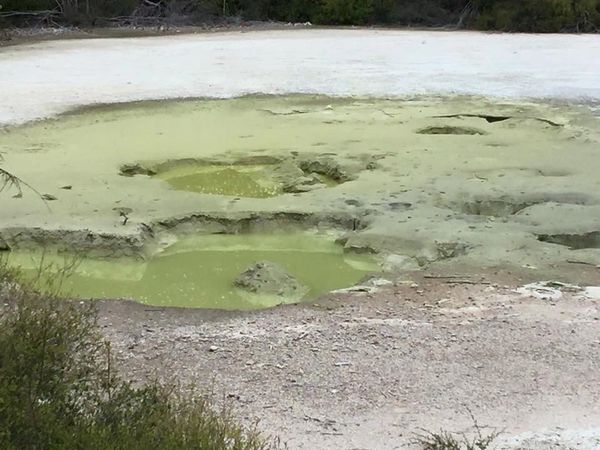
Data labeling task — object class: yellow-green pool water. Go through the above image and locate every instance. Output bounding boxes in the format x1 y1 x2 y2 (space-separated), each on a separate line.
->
156 164 281 197
7 233 377 309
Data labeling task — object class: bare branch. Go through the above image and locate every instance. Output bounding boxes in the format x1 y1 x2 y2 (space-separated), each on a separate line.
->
143 0 163 7
0 166 50 209
0 10 59 18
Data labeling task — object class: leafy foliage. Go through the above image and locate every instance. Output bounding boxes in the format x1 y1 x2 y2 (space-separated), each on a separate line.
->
474 0 600 31
0 0 598 31
318 0 374 24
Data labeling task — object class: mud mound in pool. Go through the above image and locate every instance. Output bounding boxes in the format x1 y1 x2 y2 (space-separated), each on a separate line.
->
7 233 378 309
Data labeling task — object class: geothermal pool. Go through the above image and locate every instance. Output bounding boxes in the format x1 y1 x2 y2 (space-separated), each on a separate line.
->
1 31 599 308
7 233 375 309
1 94 599 308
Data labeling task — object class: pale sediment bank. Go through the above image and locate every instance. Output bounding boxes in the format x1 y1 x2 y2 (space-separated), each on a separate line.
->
1 30 600 127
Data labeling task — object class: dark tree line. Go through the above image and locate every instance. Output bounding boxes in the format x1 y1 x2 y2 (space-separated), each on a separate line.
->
0 0 599 32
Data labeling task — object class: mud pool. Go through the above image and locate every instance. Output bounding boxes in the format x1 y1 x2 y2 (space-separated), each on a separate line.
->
7 233 376 309
1 94 600 307
157 165 280 198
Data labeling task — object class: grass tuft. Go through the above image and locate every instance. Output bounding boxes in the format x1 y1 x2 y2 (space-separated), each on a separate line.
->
414 413 500 450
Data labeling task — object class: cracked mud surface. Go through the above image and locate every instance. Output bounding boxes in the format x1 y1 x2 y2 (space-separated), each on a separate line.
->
98 274 600 449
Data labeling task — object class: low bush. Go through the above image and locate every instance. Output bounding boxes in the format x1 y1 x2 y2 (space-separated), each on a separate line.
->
413 411 500 450
0 262 275 450
475 0 600 32
317 0 374 25
414 428 499 450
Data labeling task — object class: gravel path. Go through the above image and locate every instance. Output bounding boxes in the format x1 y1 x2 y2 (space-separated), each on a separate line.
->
98 275 600 449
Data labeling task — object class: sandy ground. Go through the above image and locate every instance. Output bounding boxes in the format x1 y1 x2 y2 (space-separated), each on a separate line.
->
99 273 600 449
2 30 600 448
1 29 600 126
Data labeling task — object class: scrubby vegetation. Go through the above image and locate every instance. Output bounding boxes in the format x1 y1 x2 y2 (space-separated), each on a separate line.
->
0 262 275 450
474 0 600 32
414 423 500 450
0 0 598 32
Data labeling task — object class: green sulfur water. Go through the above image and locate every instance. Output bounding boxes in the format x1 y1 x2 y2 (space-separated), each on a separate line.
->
2 95 599 282
7 234 377 310
156 164 281 198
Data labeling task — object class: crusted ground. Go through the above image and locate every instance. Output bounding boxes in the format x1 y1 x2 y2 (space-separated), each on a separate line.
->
1 95 600 283
1 30 599 125
98 273 600 449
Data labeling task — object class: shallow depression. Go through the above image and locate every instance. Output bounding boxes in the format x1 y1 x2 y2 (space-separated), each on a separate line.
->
7 233 377 309
158 164 281 197
2 94 600 299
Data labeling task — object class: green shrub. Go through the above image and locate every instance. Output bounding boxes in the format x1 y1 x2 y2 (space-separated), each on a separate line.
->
0 0 598 31
0 264 275 450
386 0 461 25
0 0 55 10
317 0 375 24
474 0 600 32
572 0 600 31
